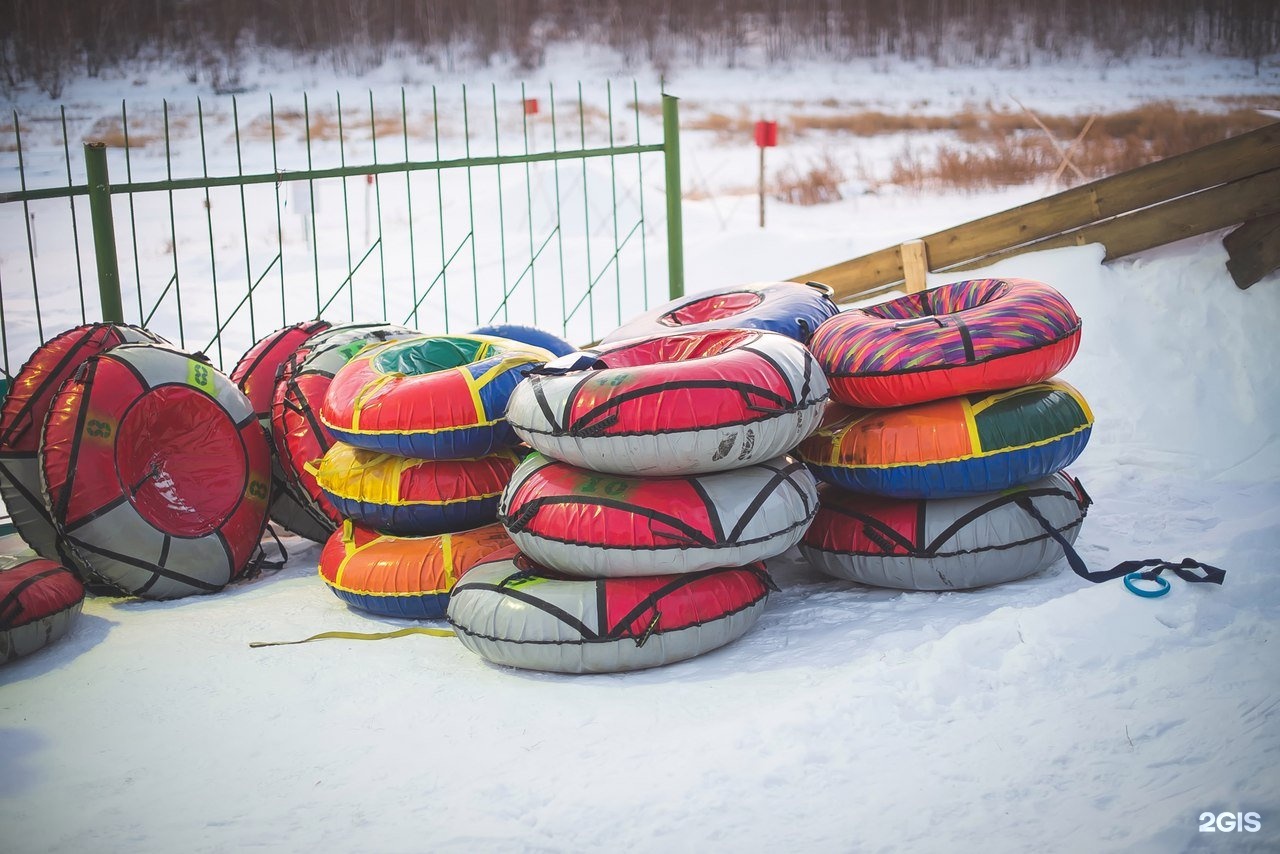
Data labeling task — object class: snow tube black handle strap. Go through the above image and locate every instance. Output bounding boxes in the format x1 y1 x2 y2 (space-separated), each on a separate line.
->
1014 495 1226 588
526 352 602 376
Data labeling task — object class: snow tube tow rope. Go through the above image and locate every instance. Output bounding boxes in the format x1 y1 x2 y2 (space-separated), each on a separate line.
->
799 472 1089 590
1 555 85 664
1014 497 1225 598
797 380 1093 499
500 452 818 577
231 319 333 542
319 519 511 619
320 334 553 459
40 344 273 599
600 281 839 345
271 322 417 533
447 545 777 673
809 277 1081 408
0 323 166 561
310 442 520 535
506 328 829 476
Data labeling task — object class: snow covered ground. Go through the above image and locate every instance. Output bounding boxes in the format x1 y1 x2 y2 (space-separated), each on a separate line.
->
2 49 1279 853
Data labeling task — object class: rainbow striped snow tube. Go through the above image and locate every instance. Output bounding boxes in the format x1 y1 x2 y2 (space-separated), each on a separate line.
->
795 380 1093 499
808 278 1081 408
319 520 511 619
313 442 520 535
320 334 553 460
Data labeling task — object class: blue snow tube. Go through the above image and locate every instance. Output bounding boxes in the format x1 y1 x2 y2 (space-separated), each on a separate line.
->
469 324 577 357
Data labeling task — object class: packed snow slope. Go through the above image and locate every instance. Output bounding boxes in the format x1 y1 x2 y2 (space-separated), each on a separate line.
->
3 51 1280 854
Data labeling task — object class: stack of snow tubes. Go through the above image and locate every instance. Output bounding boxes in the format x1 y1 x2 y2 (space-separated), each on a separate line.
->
309 332 555 619
796 277 1094 591
447 283 838 674
0 323 274 618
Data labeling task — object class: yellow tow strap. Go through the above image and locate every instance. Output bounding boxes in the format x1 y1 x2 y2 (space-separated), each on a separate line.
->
249 627 455 648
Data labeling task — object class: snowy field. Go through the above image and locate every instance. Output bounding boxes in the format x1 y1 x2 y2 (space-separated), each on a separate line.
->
3 48 1280 853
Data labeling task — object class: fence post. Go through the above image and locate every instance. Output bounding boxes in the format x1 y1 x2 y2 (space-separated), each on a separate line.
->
84 142 125 323
662 94 684 300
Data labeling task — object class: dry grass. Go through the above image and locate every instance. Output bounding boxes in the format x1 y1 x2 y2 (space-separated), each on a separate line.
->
773 152 846 205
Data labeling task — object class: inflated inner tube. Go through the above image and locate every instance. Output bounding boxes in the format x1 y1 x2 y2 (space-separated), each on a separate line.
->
600 281 839 345
320 520 511 619
499 453 817 577
40 344 272 599
809 277 1081 408
447 546 776 673
506 328 828 475
313 442 519 535
320 334 552 459
469 323 577 357
0 323 165 560
800 472 1090 590
231 319 333 542
271 323 417 532
796 380 1093 499
0 555 85 664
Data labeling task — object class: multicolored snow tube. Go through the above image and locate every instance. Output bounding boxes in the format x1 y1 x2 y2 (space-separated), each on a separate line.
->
506 329 829 475
313 442 520 535
231 319 333 542
800 473 1090 590
0 323 166 560
808 278 1081 408
40 344 272 598
600 281 839 345
320 334 553 459
271 323 416 531
319 520 511 619
1 555 85 664
447 546 775 673
500 453 817 577
796 380 1093 499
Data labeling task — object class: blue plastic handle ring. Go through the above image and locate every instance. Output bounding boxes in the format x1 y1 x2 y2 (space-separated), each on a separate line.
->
1124 572 1171 598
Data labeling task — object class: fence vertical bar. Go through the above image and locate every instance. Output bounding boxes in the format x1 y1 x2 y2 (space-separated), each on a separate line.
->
162 101 185 347
121 101 145 323
270 95 286 323
401 88 419 327
196 99 224 366
433 86 449 330
304 93 320 316
548 83 568 337
578 82 594 340
606 81 622 326
337 92 354 319
661 94 684 300
632 80 649 311
84 142 125 324
369 91 388 322
15 115 45 339
60 107 86 324
521 81 537 325
490 84 509 322
233 96 257 342
462 85 480 326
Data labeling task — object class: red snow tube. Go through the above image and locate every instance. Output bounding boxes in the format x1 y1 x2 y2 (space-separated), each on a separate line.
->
231 319 333 541
270 323 416 531
1 555 85 664
505 328 829 475
447 545 775 673
0 323 165 560
40 344 272 599
808 278 1082 408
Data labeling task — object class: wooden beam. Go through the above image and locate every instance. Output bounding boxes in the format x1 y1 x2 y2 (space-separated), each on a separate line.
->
792 122 1280 301
944 166 1280 272
1224 211 1280 289
901 239 929 293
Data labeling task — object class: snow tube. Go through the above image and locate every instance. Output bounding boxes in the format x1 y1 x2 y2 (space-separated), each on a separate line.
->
600 281 839 345
319 520 511 619
271 323 416 531
469 323 577 357
447 545 775 673
500 453 817 577
809 277 1081 408
231 319 333 542
313 442 520 535
796 380 1093 499
320 334 553 459
0 555 85 664
40 344 272 598
506 329 829 476
0 323 165 560
800 472 1090 590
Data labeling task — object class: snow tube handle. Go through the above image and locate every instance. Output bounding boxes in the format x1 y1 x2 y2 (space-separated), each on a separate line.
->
1124 572 1171 598
804 281 835 298
527 352 602 376
892 316 947 331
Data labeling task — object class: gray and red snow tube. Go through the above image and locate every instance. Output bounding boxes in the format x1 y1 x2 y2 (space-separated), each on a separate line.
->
447 545 775 673
0 555 85 664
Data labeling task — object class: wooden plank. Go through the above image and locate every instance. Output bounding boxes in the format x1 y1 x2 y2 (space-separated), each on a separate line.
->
901 239 929 293
793 122 1280 300
1223 212 1280 289
944 166 1280 273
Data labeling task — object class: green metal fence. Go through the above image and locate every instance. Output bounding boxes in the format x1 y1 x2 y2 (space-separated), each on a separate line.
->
0 81 684 377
